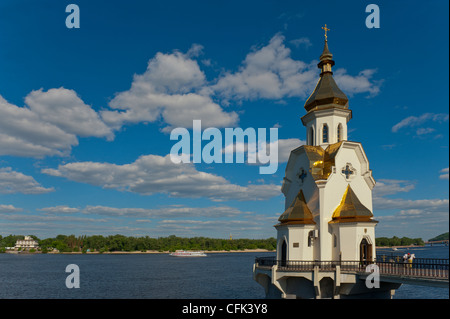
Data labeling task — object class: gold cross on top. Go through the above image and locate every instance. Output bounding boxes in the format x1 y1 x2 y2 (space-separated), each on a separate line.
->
322 24 330 41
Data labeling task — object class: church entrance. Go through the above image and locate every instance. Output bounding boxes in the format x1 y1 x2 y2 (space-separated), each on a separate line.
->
360 238 372 264
281 240 287 267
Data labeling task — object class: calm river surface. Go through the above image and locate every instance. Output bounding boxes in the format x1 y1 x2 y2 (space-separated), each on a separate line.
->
0 246 447 299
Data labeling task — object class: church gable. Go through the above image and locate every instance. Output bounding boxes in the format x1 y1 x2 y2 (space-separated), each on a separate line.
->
330 185 375 223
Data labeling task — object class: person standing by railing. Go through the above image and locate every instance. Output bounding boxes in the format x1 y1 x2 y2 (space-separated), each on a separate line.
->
407 253 416 269
403 253 408 269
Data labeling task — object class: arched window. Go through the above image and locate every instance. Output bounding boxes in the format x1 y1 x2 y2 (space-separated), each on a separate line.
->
322 124 328 143
308 231 314 247
337 124 342 142
281 240 287 266
309 127 315 145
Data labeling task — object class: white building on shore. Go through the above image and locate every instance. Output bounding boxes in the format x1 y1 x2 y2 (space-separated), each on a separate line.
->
15 236 39 250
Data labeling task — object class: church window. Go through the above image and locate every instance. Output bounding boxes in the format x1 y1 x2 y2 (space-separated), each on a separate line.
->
337 124 342 142
308 231 314 247
322 124 328 143
309 127 315 145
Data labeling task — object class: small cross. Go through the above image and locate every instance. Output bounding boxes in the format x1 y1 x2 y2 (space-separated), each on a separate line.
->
322 24 330 41
342 165 354 179
298 169 307 182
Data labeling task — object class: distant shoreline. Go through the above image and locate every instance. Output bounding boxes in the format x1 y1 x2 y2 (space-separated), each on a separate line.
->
376 245 426 249
3 248 275 255
58 248 275 254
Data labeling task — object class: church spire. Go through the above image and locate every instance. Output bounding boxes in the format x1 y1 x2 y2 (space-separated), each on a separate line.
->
318 24 334 75
303 25 349 112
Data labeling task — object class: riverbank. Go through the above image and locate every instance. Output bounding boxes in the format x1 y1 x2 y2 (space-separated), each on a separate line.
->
376 244 425 249
2 248 275 255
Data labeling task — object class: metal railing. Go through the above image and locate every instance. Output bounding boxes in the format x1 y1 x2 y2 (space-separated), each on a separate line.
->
254 256 449 279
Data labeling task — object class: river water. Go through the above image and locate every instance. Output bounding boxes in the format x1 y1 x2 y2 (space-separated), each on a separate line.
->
0 246 447 299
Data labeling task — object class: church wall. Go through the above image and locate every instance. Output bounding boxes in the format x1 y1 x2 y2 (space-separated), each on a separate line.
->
337 222 376 261
334 146 373 212
276 224 316 261
288 225 316 260
276 226 289 261
306 114 347 147
284 152 320 220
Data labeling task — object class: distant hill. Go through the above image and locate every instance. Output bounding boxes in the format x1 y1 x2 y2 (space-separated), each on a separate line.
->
428 232 449 241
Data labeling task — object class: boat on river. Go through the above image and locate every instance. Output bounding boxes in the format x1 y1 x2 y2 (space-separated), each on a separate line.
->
169 250 207 257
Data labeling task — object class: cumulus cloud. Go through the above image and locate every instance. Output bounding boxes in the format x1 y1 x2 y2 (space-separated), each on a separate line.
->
0 167 54 194
101 46 238 132
212 33 318 102
1 34 384 159
25 88 113 139
41 154 281 201
0 88 113 158
333 68 382 97
0 95 78 157
211 33 382 103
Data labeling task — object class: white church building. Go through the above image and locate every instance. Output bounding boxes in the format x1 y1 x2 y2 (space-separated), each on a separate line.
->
253 29 400 299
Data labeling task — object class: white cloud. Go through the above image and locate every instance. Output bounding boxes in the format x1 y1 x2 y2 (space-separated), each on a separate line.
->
392 113 449 133
373 178 449 238
373 179 415 197
333 68 382 97
0 95 78 157
0 167 54 194
38 205 81 214
212 33 317 101
82 205 253 218
374 197 449 211
416 127 435 135
277 138 306 162
0 88 113 158
0 204 23 213
439 167 449 180
289 37 312 48
211 33 382 103
101 46 238 132
42 154 281 201
222 138 305 165
25 88 113 140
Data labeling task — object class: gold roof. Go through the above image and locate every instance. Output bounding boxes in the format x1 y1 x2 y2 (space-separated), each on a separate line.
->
304 40 349 112
278 189 315 225
330 185 374 223
303 141 343 180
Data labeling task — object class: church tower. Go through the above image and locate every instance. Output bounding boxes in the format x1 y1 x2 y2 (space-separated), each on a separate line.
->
278 27 377 264
302 34 351 148
253 27 400 299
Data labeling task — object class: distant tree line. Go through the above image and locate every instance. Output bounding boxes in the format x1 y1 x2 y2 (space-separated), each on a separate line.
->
428 232 449 242
375 236 424 247
2 234 433 252
0 234 276 253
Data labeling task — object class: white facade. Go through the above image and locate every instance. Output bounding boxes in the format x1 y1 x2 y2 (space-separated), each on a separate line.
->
280 140 377 262
302 107 351 148
254 36 399 299
15 236 39 249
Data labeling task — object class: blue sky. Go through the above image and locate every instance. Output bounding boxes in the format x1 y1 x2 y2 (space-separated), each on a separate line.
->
0 0 448 240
